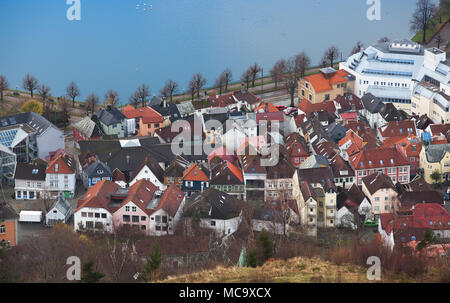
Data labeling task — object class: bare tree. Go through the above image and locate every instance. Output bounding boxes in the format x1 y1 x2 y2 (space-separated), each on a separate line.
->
249 63 261 87
0 74 8 101
215 74 226 95
37 84 51 111
135 84 150 108
160 80 178 102
351 41 364 55
270 59 287 89
435 34 443 48
191 73 207 99
86 93 99 114
410 0 438 43
104 89 119 107
241 69 252 89
22 73 39 98
66 81 80 107
285 57 298 108
129 91 140 108
188 80 196 102
294 52 311 79
220 69 233 91
378 36 390 43
60 97 71 128
322 46 340 68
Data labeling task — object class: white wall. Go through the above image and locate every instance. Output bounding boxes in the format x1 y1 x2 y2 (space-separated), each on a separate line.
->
74 207 113 233
129 165 166 190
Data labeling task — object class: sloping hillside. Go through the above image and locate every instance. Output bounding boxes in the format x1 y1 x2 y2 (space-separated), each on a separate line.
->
163 257 372 283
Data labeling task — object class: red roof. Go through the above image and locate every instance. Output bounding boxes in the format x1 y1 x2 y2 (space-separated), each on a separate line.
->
381 135 422 158
255 112 284 122
157 185 185 217
350 147 409 170
340 112 358 121
183 163 209 182
304 69 350 93
298 98 336 116
46 153 76 174
76 180 120 212
210 92 235 108
254 102 280 113
379 120 416 139
334 94 363 111
226 161 243 182
123 105 164 124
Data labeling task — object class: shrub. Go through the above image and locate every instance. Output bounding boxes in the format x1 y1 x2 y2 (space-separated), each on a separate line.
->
20 99 43 114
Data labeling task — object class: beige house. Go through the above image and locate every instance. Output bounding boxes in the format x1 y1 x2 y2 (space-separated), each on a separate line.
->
411 82 450 124
292 167 337 237
361 173 399 220
298 68 354 104
419 143 450 184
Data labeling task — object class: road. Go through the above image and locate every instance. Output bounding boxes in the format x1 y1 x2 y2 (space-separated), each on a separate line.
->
256 89 299 107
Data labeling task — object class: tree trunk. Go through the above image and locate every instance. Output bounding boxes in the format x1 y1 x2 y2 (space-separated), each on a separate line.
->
423 25 427 43
290 92 295 107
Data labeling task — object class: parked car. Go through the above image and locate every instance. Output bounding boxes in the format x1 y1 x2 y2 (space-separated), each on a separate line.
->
276 105 287 111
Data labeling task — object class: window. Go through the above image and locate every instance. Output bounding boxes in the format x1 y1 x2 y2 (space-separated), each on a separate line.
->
0 225 5 234
141 225 146 230
125 206 130 212
86 221 94 229
94 222 103 229
123 215 130 222
88 213 93 218
132 216 139 223
308 94 312 101
81 212 87 217
101 213 107 219
162 216 168 223
95 213 100 218
155 216 161 223
210 220 216 226
132 206 137 212
141 216 146 221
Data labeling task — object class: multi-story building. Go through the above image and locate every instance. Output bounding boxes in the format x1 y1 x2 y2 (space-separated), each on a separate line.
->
96 105 129 138
0 202 18 248
419 143 450 184
340 39 424 112
45 153 76 198
416 47 450 94
210 160 245 200
362 172 399 220
298 68 354 104
350 147 410 185
411 81 450 124
122 105 164 136
0 112 64 182
13 161 46 200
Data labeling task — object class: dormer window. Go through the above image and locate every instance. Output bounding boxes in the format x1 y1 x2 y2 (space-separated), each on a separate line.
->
380 160 384 165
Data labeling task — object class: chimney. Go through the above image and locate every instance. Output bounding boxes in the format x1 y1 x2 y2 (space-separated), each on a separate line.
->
126 155 130 164
241 83 246 93
163 98 167 108
107 105 112 111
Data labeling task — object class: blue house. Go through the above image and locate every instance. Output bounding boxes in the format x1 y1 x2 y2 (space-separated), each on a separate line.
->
82 160 113 189
181 163 210 196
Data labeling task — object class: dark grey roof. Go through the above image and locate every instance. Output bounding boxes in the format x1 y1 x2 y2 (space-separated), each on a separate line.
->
361 93 383 114
327 122 347 142
0 112 55 136
151 102 181 121
86 161 113 178
96 106 126 126
186 189 243 220
424 143 450 163
379 103 406 122
13 161 47 181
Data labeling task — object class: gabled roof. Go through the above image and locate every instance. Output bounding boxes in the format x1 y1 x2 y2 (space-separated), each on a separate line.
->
330 154 355 178
361 93 383 114
303 69 351 93
379 103 407 122
362 172 397 195
350 147 409 170
176 101 195 116
46 153 76 174
0 112 55 136
165 155 189 178
211 161 243 185
210 92 236 108
312 140 339 160
86 160 112 178
379 120 416 138
96 106 126 126
186 188 243 220
72 116 102 138
232 89 260 105
122 105 164 124
150 101 181 121
130 155 165 184
381 135 422 157
14 161 46 181
298 98 336 116
254 102 279 113
156 185 185 217
299 154 329 169
112 168 126 183
183 163 210 182
285 133 309 158
423 143 450 163
334 94 363 112
297 166 336 191
76 180 120 212
51 196 72 217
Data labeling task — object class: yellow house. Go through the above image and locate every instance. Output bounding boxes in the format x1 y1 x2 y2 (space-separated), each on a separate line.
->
420 143 450 184
298 68 355 104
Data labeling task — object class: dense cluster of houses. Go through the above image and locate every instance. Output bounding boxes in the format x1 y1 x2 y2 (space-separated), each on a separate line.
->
1 39 450 256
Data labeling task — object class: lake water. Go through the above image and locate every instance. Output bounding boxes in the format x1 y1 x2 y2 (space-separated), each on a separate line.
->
0 0 423 104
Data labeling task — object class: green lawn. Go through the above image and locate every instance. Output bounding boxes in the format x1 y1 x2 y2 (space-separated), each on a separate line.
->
412 9 450 43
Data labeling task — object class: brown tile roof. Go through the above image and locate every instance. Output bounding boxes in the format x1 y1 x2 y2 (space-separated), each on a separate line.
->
350 147 409 170
362 172 397 196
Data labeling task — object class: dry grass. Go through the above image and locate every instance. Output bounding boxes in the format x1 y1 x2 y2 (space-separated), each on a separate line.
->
162 257 371 283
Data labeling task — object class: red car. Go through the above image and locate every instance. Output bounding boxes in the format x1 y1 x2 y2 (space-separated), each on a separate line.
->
276 105 288 111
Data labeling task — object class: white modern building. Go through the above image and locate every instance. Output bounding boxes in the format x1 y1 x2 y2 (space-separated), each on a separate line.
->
340 39 425 113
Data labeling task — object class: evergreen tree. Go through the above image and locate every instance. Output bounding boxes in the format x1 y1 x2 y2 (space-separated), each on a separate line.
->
80 260 104 283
